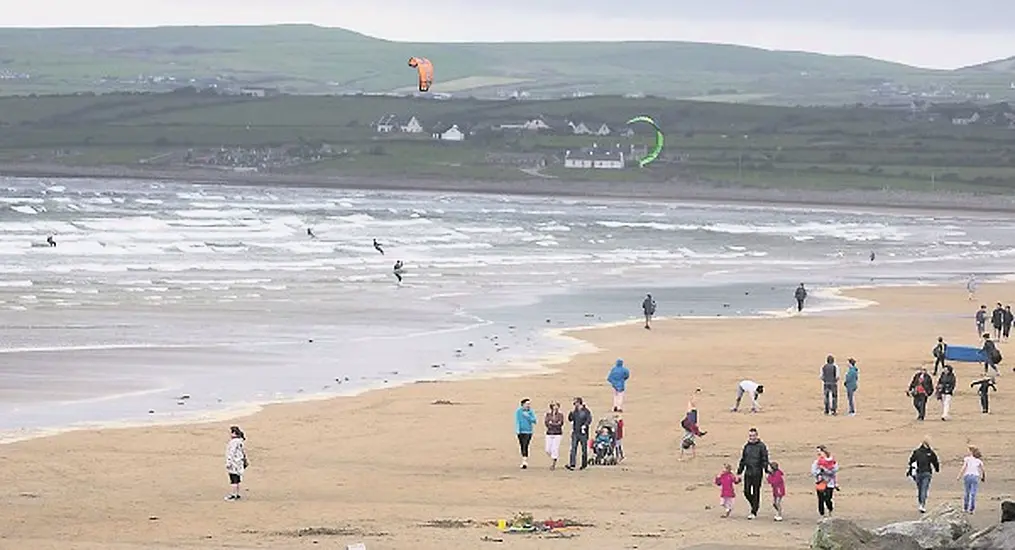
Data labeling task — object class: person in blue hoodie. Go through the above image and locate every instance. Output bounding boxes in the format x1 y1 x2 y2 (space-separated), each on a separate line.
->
844 358 859 416
607 358 630 411
514 398 538 469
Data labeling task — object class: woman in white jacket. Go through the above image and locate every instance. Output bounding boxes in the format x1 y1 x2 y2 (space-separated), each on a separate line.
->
225 426 248 501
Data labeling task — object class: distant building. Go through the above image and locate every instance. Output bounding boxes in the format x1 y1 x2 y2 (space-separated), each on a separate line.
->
496 117 552 131
432 124 465 141
952 112 980 125
593 123 611 136
568 121 592 135
239 87 280 98
400 116 424 133
375 114 400 133
563 146 624 169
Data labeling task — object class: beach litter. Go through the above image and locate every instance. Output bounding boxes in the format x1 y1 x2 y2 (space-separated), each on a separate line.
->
431 399 457 405
270 527 389 538
421 519 475 528
493 512 591 535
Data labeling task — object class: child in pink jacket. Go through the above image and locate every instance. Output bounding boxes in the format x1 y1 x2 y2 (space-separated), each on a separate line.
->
715 463 742 518
767 461 786 521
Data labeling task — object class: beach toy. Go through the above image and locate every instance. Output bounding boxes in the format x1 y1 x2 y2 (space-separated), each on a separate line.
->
497 519 507 530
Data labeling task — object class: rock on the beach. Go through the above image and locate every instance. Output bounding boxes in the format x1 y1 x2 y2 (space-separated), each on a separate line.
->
1003 500 1015 523
810 518 920 550
873 503 971 549
947 523 1015 549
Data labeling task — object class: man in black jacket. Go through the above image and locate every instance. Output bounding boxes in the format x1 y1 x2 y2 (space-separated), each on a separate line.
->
565 397 592 471
737 427 770 519
908 437 940 513
932 337 947 376
982 334 1001 376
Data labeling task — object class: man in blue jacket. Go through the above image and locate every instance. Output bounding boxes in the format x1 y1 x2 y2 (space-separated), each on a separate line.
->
514 398 537 469
607 358 630 411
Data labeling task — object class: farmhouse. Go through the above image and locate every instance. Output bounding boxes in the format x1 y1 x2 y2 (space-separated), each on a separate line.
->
400 116 424 133
432 124 465 141
563 146 625 169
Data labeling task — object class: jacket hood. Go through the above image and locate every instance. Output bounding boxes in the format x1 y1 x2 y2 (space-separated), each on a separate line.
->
614 359 624 368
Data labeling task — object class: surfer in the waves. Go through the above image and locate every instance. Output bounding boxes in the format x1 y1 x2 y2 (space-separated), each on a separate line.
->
46 235 56 247
307 228 316 239
373 239 385 255
393 260 404 283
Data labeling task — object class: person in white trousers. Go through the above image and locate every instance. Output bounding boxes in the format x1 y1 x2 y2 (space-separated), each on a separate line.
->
937 365 956 420
544 402 564 470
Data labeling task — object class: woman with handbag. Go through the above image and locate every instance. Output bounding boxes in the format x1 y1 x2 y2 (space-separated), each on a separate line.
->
225 425 249 501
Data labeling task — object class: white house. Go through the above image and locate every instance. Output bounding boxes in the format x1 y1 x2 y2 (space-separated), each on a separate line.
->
433 124 465 141
563 147 624 169
951 112 980 126
568 121 592 135
619 127 635 137
375 114 400 133
400 116 424 133
495 117 552 131
594 123 611 136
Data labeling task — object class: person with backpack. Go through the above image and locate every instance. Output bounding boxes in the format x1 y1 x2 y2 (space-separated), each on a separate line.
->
982 334 1001 376
907 367 934 421
932 337 947 376
936 365 956 421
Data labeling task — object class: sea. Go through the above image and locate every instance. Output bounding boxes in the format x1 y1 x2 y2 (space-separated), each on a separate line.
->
1 176 1013 442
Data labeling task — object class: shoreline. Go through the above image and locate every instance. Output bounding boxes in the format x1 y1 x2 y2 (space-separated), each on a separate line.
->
0 282 884 447
3 163 1015 215
3 279 1014 549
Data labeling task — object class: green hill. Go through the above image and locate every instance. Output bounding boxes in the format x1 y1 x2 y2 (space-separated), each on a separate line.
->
0 24 1011 105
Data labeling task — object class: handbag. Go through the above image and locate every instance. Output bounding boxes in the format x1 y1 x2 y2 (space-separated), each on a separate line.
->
815 479 828 491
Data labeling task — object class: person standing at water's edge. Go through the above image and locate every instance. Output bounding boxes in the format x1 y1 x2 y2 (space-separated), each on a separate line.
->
932 337 947 376
544 402 564 470
607 358 630 411
936 365 956 421
844 358 859 416
907 367 934 421
737 427 770 520
565 397 592 471
908 436 940 513
795 283 808 312
225 426 248 501
514 398 537 469
821 355 840 416
958 445 985 514
731 380 764 413
642 293 656 329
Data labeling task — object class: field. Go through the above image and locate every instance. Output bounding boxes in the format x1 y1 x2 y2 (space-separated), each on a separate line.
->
0 25 1012 104
0 91 1013 192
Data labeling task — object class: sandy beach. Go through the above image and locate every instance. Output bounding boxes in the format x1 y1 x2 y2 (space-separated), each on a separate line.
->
2 281 1014 549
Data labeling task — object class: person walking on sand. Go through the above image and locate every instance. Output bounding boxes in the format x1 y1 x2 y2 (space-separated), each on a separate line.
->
514 398 537 469
844 358 859 416
982 333 1001 376
731 380 764 413
976 305 988 337
971 376 997 414
544 401 564 470
737 427 771 520
795 283 808 312
812 445 839 517
642 293 656 330
908 436 940 513
225 425 248 501
607 358 630 411
565 397 592 471
992 303 1005 340
1004 306 1014 342
907 367 934 421
967 275 977 301
767 461 786 522
715 464 741 518
958 445 986 514
821 355 840 416
932 337 947 376
936 365 956 421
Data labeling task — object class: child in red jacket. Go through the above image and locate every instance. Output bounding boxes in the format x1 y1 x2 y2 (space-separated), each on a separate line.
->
715 463 742 518
767 461 786 521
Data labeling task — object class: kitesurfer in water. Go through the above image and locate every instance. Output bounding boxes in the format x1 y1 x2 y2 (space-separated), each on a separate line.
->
307 228 316 239
374 239 385 255
870 251 875 262
393 260 404 283
46 235 56 247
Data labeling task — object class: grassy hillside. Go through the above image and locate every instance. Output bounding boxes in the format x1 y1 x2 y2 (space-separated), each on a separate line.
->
0 25 1011 105
0 91 1013 193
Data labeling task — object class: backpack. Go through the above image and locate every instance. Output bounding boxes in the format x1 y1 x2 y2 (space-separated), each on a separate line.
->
932 346 941 358
992 348 1003 364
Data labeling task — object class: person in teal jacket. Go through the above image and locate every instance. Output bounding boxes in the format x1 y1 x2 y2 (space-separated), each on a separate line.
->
844 358 859 416
607 358 630 411
515 398 538 469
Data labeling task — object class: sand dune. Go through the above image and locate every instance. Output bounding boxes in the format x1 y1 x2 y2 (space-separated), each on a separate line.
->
1 282 1013 549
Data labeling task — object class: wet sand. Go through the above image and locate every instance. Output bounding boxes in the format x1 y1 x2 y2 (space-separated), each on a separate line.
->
1 282 1013 549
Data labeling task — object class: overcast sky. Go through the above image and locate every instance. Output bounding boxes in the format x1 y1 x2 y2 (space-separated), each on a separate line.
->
2 0 1012 68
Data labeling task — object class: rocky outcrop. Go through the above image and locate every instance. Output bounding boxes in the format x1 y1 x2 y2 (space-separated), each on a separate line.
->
1002 500 1015 523
947 523 1015 549
811 518 920 550
872 503 971 549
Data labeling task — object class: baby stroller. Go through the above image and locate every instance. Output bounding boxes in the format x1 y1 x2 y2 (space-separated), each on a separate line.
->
590 417 619 466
